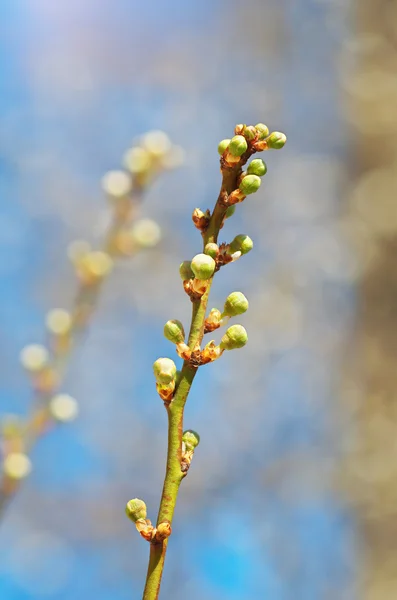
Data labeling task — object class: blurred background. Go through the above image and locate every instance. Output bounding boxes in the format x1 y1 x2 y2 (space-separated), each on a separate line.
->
1 0 396 598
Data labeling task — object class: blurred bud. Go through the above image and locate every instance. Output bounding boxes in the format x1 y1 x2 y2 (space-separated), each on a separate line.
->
225 205 236 219
191 254 216 280
204 243 219 259
266 131 287 149
153 358 177 385
179 261 194 281
49 394 79 423
255 123 270 140
123 146 152 175
1 415 23 440
218 139 231 155
78 251 113 283
101 170 132 198
46 309 72 336
182 430 200 450
141 130 171 158
164 320 185 344
239 174 261 195
3 452 32 480
20 344 49 372
130 219 161 248
220 325 248 350
229 234 254 255
247 158 267 177
67 240 91 264
222 292 249 317
228 135 248 157
125 498 147 522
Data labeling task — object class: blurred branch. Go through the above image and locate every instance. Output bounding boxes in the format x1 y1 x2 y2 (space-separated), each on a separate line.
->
0 132 184 518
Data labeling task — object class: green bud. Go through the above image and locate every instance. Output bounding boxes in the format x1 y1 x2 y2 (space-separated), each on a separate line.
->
255 123 270 140
191 253 216 280
228 135 248 157
179 261 194 281
204 243 219 259
218 139 231 155
243 125 256 141
225 205 236 219
125 498 147 522
229 234 254 255
153 358 177 385
266 131 287 149
223 292 249 317
164 320 185 344
247 158 267 177
220 325 248 350
239 174 261 195
183 430 200 450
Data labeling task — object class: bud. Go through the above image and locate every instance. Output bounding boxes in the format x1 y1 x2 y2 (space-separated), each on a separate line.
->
125 498 147 522
234 124 245 135
239 174 261 195
192 208 210 231
255 123 270 140
182 430 200 450
204 308 222 333
204 243 219 259
247 159 267 177
153 358 177 385
130 219 161 248
218 139 231 155
164 320 185 344
101 170 132 198
220 325 248 350
20 344 49 372
3 453 32 480
67 240 91 264
229 234 254 255
266 131 287 149
141 130 172 158
49 394 79 423
78 251 113 283
228 135 248 157
155 521 172 541
179 261 194 281
225 205 236 219
123 146 152 175
191 254 216 280
243 125 256 141
222 292 249 317
46 309 72 336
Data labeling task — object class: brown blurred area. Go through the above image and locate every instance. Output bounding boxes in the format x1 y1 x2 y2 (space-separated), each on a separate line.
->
341 1 397 597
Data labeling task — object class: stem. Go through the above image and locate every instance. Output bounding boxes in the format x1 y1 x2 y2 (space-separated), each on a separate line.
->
142 162 243 599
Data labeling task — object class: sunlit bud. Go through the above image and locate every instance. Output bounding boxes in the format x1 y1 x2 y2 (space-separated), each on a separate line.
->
192 208 210 231
247 158 267 177
130 219 161 248
101 170 132 198
255 123 270 140
49 394 79 423
179 261 194 281
3 452 32 480
125 498 147 522
182 430 200 450
155 521 172 541
20 344 49 372
164 320 185 344
153 358 177 385
220 325 248 350
156 380 176 402
141 130 172 158
229 135 248 157
204 308 222 333
67 240 91 264
266 131 287 149
222 292 249 317
225 205 236 219
229 234 254 255
123 146 152 175
239 174 261 195
46 309 72 336
234 124 245 135
204 243 219 259
243 125 256 141
191 254 216 280
218 139 231 155
78 251 113 283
